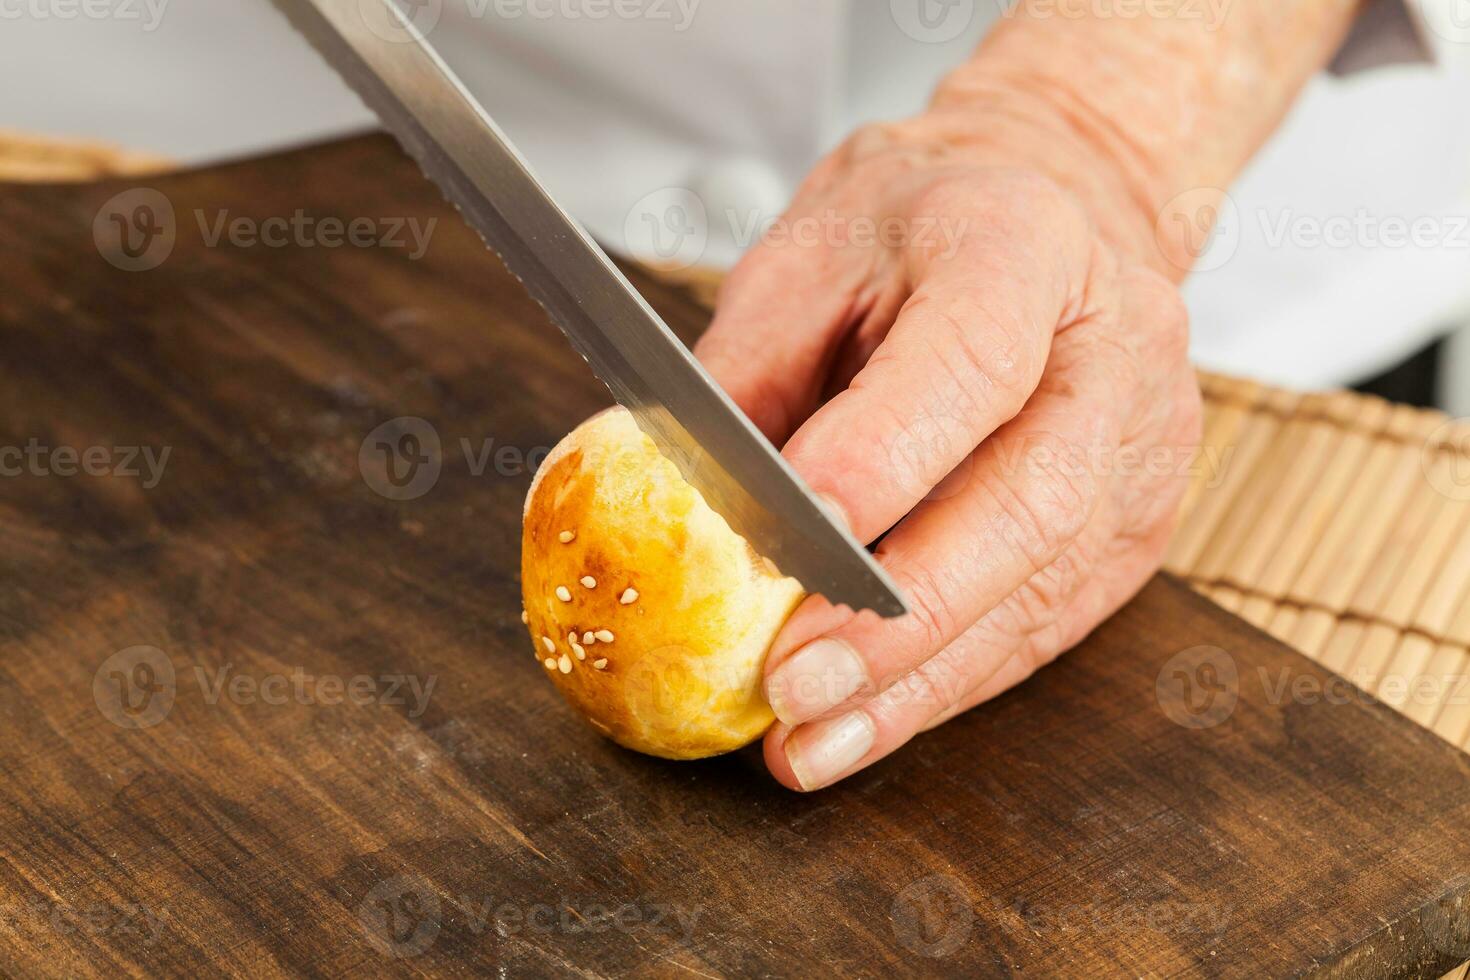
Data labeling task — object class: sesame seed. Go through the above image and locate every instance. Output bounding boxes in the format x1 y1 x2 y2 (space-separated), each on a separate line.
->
543 657 556 670
593 659 608 670
595 629 615 643
520 610 529 624
619 588 639 605
557 654 572 674
582 631 595 645
540 636 555 654
580 575 597 589
572 642 586 661
558 530 575 543
555 586 572 602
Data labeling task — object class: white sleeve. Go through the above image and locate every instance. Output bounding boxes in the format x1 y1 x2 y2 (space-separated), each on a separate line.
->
1330 0 1449 74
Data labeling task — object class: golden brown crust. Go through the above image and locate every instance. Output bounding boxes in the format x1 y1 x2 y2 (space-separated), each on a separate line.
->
521 408 804 759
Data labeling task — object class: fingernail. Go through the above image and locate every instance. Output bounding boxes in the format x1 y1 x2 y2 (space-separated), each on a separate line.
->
785 710 876 791
767 638 869 725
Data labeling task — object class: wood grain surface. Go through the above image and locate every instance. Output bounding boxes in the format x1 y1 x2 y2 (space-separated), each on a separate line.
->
1 135 1469 978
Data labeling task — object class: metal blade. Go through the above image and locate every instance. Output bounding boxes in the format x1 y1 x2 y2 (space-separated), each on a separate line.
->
265 0 906 617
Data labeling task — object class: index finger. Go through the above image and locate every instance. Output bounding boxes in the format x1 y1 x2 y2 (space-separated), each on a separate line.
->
777 176 1096 544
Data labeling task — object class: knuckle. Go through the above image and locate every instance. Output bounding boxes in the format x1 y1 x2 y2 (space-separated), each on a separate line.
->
890 660 955 715
922 292 1039 404
990 439 1098 566
1013 542 1091 630
891 565 965 671
975 330 1038 402
1130 266 1192 360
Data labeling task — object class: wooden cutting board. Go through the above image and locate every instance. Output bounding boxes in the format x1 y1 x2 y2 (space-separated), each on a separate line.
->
1 135 1468 978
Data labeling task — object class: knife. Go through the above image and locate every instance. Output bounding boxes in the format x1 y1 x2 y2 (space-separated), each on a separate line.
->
266 0 907 617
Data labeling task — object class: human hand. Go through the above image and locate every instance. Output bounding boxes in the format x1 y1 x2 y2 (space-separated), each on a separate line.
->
695 101 1203 791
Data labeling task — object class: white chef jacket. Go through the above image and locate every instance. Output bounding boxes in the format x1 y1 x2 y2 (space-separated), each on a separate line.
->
3 0 1469 387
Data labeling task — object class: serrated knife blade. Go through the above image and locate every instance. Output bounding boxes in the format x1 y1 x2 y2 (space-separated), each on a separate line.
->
266 0 907 616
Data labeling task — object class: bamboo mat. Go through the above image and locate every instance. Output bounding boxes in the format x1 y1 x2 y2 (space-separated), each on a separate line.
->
1169 374 1470 753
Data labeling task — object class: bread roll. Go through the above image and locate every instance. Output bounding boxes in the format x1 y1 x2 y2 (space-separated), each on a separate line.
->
521 407 804 759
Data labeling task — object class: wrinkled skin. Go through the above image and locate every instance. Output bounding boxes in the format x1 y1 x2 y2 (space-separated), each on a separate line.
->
694 104 1203 791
